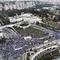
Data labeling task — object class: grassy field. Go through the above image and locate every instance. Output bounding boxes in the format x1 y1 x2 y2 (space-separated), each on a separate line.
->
42 20 60 30
13 26 47 38
38 49 60 60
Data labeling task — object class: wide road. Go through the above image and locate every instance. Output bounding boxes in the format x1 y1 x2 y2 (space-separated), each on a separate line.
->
0 22 60 60
31 45 58 60
0 22 60 39
0 22 22 30
32 24 60 39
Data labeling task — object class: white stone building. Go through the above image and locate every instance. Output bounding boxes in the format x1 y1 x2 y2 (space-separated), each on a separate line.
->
9 13 42 24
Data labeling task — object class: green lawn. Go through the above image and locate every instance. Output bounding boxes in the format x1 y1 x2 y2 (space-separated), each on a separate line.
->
13 26 47 38
38 21 60 32
38 49 60 60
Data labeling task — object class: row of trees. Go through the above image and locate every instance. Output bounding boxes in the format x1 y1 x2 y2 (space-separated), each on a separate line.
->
0 13 10 25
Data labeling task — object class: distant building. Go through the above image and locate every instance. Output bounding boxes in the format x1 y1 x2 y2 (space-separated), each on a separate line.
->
42 7 51 10
4 4 9 10
0 1 36 11
24 36 32 40
0 4 2 11
0 33 3 39
9 13 42 24
0 30 4 39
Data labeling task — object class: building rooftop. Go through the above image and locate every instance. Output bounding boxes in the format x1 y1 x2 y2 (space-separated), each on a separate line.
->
9 13 42 23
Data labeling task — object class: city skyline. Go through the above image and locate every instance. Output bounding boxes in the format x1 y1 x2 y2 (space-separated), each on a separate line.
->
0 0 60 4
0 0 60 2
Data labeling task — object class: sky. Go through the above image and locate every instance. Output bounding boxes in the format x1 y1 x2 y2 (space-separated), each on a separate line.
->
0 0 60 2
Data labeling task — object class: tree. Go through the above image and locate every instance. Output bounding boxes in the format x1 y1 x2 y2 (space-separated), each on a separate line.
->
34 49 37 53
36 21 39 25
27 53 30 57
0 37 6 43
30 48 33 51
27 53 30 60
4 17 10 25
27 57 30 60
